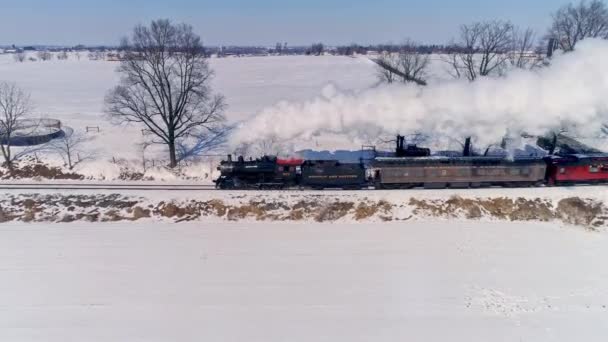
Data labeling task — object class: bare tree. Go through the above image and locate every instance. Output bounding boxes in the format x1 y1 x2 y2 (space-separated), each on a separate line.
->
37 51 52 61
105 19 226 168
87 51 105 61
56 51 69 60
13 52 26 63
443 20 514 81
50 128 93 169
375 53 399 83
508 27 544 69
374 41 430 86
310 43 325 56
94 50 106 60
0 82 32 171
548 0 608 51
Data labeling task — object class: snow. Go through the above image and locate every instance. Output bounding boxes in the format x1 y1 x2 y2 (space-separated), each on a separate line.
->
0 182 605 203
0 221 607 341
0 54 379 125
0 183 606 227
1 52 607 340
0 54 379 179
232 41 608 153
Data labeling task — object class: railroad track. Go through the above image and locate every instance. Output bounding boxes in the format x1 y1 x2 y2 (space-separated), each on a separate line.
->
0 183 217 191
0 182 604 192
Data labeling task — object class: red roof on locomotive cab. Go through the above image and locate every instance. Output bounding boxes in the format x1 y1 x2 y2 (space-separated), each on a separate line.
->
277 158 304 166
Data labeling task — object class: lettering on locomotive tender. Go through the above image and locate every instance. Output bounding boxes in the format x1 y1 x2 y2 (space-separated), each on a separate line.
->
307 175 359 179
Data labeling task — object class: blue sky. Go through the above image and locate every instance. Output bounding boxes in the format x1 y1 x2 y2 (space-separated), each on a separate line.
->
1 0 569 46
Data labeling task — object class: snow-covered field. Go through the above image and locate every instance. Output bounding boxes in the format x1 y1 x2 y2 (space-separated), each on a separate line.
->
1 52 608 341
0 54 379 125
0 53 380 179
1 221 607 342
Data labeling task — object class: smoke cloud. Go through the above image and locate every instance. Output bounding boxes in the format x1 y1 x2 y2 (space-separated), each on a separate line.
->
231 39 608 151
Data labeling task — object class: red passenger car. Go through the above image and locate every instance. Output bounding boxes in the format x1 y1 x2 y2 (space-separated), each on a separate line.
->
545 154 608 185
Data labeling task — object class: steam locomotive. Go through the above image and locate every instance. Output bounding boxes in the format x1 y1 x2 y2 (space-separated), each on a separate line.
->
215 155 366 189
215 136 608 190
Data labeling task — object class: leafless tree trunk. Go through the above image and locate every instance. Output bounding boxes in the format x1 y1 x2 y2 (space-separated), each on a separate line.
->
443 20 514 81
13 52 26 63
105 19 226 168
548 0 608 52
0 82 32 171
375 41 430 86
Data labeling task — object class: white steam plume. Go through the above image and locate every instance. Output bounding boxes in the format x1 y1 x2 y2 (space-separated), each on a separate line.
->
232 39 608 151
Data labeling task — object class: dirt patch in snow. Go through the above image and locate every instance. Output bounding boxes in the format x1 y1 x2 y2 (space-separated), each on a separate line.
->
556 197 605 227
0 193 606 229
354 200 394 221
0 162 84 180
409 196 607 229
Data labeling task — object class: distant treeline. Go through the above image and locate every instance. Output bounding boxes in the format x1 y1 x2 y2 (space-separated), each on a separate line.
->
4 42 539 57
207 43 504 57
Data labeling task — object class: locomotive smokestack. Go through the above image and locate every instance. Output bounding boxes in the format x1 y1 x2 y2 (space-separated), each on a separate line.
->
463 137 472 157
396 135 406 157
227 154 232 162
